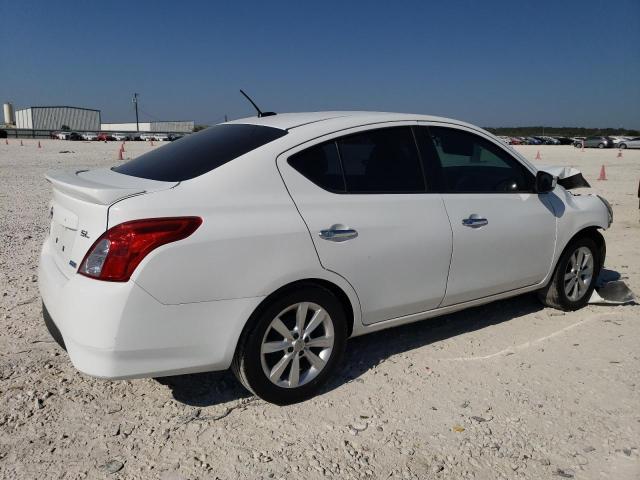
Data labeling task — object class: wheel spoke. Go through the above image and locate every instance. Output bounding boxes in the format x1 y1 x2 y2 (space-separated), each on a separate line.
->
261 340 290 354
305 349 326 371
576 250 584 269
289 355 300 387
304 309 326 337
306 336 333 349
296 302 308 333
571 280 579 300
269 353 293 382
565 276 577 294
581 266 593 278
564 271 575 281
271 317 293 341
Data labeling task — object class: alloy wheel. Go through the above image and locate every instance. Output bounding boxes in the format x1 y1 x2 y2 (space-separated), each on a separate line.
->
564 246 594 301
260 302 335 388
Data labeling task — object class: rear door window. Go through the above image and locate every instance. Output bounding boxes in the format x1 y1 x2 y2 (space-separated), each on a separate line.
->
113 124 287 181
287 142 345 192
337 127 425 193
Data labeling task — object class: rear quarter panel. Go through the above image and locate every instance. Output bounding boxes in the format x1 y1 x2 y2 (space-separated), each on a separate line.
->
107 147 354 308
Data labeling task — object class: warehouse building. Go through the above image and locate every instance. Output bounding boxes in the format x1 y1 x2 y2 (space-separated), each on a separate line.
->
15 106 101 131
101 121 194 133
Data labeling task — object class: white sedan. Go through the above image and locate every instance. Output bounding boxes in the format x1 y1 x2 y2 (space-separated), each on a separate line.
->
618 137 640 149
81 132 98 141
39 112 612 404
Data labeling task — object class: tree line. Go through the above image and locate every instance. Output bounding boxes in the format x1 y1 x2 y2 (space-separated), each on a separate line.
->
485 126 640 137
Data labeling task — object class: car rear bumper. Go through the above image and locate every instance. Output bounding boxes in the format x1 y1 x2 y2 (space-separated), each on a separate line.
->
38 239 263 379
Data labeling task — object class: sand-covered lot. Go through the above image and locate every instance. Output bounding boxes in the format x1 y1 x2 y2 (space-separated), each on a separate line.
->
0 139 638 479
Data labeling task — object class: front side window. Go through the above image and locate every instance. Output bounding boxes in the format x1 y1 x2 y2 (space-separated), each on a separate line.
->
427 127 533 193
337 127 425 193
113 124 287 182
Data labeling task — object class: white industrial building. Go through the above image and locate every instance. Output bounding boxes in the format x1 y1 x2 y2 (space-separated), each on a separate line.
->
15 106 101 131
101 121 194 133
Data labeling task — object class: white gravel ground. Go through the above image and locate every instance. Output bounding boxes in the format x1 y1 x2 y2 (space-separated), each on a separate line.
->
0 139 638 479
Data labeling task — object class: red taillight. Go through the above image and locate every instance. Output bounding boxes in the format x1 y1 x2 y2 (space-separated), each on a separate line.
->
78 217 202 282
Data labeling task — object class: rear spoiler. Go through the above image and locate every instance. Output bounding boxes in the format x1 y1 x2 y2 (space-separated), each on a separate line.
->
540 166 591 190
45 170 147 205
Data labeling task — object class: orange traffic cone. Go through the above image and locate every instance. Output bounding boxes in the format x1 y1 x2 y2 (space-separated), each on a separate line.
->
150 139 154 146
38 141 42 148
4 139 7 145
581 142 585 152
535 150 541 160
20 140 23 146
617 149 623 158
118 148 123 160
121 142 125 152
597 165 607 181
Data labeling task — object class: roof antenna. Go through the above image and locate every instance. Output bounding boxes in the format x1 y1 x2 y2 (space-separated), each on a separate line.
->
239 89 276 118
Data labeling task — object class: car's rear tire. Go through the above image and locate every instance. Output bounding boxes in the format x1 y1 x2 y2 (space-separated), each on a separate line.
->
619 143 627 149
232 285 347 405
598 143 605 148
538 237 601 311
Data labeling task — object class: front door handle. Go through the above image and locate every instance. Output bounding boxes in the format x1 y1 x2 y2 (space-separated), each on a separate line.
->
462 214 488 228
319 225 358 242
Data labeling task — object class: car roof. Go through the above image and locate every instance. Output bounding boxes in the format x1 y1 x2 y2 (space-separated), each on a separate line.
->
226 111 479 132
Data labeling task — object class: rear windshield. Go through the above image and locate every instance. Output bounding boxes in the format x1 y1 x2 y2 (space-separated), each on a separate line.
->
113 124 287 181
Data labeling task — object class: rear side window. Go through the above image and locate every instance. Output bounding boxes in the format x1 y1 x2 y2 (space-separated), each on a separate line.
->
287 142 345 192
337 127 425 193
113 124 287 181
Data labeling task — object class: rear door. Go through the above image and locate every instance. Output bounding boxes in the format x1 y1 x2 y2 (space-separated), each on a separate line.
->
418 124 556 306
278 124 453 325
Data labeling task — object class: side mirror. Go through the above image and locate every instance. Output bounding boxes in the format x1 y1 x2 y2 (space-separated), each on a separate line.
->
535 171 557 193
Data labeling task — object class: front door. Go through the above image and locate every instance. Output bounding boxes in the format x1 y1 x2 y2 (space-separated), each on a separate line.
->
419 125 557 306
278 125 453 324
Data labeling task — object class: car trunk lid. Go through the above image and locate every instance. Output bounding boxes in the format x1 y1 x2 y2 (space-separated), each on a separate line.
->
45 168 178 278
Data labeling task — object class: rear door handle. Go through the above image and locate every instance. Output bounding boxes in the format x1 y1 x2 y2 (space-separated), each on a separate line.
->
462 214 488 228
319 225 358 242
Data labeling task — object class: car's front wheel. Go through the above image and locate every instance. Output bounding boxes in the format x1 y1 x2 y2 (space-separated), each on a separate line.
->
598 143 605 148
232 285 347 404
538 236 601 311
619 143 627 149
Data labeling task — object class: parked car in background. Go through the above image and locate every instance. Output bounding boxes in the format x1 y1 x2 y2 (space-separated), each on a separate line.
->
82 132 98 141
55 131 82 140
168 134 184 141
572 137 586 147
39 111 612 404
112 133 130 141
97 133 116 142
618 137 640 149
609 136 629 147
139 133 155 141
526 137 542 145
0 129 7 139
154 133 169 141
583 136 614 148
554 137 574 145
509 137 523 145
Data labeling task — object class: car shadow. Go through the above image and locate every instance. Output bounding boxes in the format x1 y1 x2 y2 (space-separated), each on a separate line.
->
158 293 544 407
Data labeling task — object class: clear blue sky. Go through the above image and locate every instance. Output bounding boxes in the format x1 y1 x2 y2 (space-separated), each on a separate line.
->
1 0 639 128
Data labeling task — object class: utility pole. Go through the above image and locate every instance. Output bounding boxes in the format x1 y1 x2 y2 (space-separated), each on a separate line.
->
132 93 139 132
